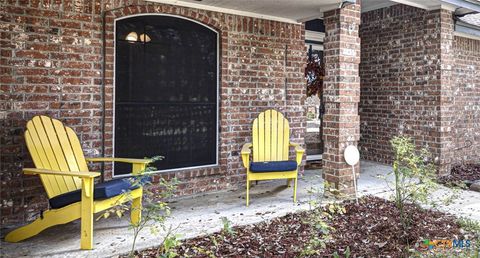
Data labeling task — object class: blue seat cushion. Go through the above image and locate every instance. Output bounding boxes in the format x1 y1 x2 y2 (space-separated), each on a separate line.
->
49 178 143 209
250 160 298 173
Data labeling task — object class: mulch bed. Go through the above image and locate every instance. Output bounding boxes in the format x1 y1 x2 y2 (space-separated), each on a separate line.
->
135 196 471 257
438 164 480 186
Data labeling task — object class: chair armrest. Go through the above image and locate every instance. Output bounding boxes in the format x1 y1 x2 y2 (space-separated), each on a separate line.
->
289 142 305 166
241 143 252 168
23 168 100 178
85 157 153 175
85 157 152 164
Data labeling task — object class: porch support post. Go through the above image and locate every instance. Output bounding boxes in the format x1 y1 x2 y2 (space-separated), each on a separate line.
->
437 9 455 175
322 2 361 196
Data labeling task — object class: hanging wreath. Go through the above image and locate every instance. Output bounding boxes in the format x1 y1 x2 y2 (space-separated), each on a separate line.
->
305 54 325 97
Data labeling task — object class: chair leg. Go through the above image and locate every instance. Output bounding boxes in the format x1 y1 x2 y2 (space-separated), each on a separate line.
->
130 194 142 226
246 179 250 207
5 207 80 243
293 177 298 203
81 178 94 250
287 179 292 187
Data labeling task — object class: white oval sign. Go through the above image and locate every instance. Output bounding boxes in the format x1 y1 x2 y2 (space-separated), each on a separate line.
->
344 145 360 166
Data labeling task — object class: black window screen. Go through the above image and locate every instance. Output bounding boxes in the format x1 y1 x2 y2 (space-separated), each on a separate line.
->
114 15 218 175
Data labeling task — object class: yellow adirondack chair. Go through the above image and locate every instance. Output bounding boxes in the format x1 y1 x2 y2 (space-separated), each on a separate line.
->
241 109 305 206
5 116 151 250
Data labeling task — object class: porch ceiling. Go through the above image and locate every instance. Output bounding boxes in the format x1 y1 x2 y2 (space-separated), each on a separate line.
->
147 0 342 23
147 0 453 23
460 13 480 26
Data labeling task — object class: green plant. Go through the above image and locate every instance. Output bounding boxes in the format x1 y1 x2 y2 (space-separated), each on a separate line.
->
188 217 234 258
458 217 480 250
458 217 480 234
301 203 344 256
98 156 179 257
157 230 181 258
220 217 235 236
301 181 345 257
192 246 217 258
332 246 351 258
307 112 316 120
301 235 328 256
390 136 437 229
457 218 480 258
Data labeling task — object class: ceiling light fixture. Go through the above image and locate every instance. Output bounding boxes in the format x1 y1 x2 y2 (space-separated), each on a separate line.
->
126 32 151 43
125 31 138 41
139 33 151 43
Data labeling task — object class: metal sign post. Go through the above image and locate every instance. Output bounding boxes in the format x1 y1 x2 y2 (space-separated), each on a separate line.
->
344 145 360 204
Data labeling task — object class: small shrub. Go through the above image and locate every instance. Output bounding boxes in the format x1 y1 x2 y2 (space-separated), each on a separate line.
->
458 217 480 242
390 136 437 228
220 217 235 236
98 156 179 257
301 181 345 256
157 230 181 258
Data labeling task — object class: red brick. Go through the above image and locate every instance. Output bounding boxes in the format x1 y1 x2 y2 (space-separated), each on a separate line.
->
358 6 475 175
322 3 361 196
1 0 306 228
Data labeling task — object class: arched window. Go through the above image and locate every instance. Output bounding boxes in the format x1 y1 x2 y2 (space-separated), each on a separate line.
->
114 15 219 175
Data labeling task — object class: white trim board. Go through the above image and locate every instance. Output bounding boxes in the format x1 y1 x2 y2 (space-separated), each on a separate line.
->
146 0 301 24
390 0 437 10
305 30 325 43
306 43 324 51
454 30 480 41
306 154 322 161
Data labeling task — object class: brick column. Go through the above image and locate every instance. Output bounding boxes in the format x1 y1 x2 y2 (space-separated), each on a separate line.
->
322 2 361 196
437 9 455 175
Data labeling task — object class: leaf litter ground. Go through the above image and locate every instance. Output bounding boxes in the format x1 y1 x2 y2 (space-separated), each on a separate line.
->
135 196 478 257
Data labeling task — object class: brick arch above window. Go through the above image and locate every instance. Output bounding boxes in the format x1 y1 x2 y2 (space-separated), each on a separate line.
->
104 4 225 33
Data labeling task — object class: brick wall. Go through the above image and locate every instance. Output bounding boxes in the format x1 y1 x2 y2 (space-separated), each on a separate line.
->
0 0 306 227
359 4 480 173
451 36 480 163
359 5 449 169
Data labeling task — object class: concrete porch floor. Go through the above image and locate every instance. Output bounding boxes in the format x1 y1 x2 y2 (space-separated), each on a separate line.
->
1 160 480 257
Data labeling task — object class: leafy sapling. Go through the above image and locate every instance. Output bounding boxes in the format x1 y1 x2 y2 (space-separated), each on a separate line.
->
302 180 346 257
388 137 437 229
156 226 182 258
221 216 235 236
98 156 179 257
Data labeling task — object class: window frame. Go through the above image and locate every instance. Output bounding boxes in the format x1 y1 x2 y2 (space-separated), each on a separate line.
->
112 14 220 177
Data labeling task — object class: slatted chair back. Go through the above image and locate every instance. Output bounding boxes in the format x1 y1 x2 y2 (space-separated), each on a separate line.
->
24 116 89 198
252 110 290 162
